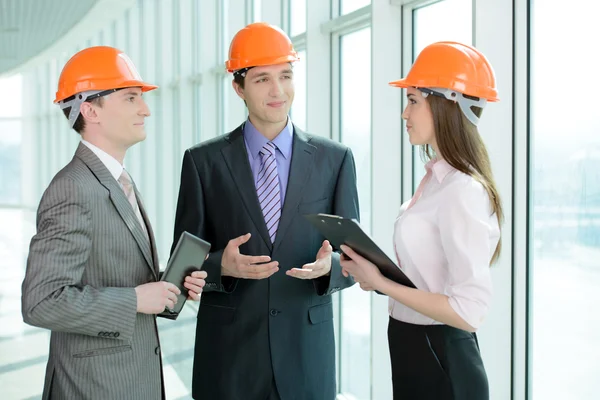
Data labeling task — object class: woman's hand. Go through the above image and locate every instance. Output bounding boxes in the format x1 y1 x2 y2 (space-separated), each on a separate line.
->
339 245 386 291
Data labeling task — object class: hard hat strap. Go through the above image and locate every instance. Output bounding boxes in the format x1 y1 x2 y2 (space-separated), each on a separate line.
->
57 88 121 128
233 67 252 78
232 62 294 78
58 90 103 128
418 87 487 126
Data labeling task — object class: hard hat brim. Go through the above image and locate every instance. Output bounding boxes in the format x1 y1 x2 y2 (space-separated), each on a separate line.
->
226 54 300 73
388 78 499 102
54 80 158 104
388 78 410 88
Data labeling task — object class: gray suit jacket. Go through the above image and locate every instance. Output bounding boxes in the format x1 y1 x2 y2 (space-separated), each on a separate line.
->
172 124 360 400
22 143 164 400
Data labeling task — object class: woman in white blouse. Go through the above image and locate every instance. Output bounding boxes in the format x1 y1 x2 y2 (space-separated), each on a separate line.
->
340 41 503 400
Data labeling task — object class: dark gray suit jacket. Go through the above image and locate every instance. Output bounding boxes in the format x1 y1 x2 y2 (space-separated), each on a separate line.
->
172 124 360 400
22 143 164 400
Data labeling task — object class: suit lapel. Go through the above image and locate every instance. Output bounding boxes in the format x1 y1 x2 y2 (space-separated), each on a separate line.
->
135 186 160 278
273 127 316 252
221 125 273 250
75 143 156 275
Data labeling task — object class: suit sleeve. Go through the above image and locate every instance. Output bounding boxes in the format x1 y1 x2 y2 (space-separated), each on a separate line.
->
313 147 360 296
21 177 138 340
172 149 237 293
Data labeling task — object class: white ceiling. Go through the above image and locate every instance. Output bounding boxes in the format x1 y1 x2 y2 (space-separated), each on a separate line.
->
0 0 97 74
0 0 137 77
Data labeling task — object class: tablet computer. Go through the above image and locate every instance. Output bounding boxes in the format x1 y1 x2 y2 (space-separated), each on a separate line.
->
157 231 211 320
304 213 415 288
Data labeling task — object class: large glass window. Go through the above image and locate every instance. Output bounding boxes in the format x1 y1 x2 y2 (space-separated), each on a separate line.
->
220 0 229 134
530 1 600 399
339 26 371 400
253 0 262 22
0 75 22 119
411 0 472 186
192 0 202 144
290 49 307 131
0 74 22 206
289 0 306 37
341 0 370 15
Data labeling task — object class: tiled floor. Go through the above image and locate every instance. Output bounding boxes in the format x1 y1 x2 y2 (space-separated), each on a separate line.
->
0 208 197 400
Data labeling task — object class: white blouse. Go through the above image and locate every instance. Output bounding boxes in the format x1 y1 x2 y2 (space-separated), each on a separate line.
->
389 158 500 329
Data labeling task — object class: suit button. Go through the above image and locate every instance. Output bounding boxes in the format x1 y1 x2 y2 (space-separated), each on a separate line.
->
270 309 278 317
155 346 160 355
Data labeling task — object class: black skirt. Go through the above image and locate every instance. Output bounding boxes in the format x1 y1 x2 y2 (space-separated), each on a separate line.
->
388 316 489 400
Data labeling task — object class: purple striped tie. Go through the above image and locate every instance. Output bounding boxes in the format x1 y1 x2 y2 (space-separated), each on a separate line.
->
256 142 281 243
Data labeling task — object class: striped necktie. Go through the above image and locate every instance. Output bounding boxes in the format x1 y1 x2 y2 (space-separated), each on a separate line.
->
118 169 149 241
256 142 281 243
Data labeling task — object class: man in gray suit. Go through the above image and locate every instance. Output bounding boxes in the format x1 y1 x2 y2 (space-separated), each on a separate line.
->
21 46 207 400
172 23 359 400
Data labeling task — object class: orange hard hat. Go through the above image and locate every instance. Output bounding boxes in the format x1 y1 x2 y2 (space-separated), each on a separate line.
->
389 41 498 102
54 46 157 103
225 22 299 73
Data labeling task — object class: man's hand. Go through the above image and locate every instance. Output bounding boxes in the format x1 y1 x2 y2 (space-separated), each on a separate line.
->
184 270 207 300
221 233 279 279
286 240 332 280
135 282 181 314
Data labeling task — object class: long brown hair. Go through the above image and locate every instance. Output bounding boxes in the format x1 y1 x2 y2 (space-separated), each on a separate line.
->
422 95 503 265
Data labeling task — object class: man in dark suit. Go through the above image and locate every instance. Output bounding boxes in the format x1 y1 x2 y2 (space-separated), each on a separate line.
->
172 23 360 400
21 46 206 400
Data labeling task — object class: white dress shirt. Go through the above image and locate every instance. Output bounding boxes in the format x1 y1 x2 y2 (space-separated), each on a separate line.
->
81 140 124 181
390 158 500 329
81 140 149 239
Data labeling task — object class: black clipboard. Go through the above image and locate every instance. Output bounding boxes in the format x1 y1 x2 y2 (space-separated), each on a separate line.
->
157 231 211 320
304 213 415 288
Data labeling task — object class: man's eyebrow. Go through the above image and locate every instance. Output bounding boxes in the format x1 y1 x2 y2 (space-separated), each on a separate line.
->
250 72 271 78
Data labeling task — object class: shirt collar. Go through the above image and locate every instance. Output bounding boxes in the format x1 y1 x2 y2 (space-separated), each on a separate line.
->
80 139 124 181
243 117 294 160
426 158 454 183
